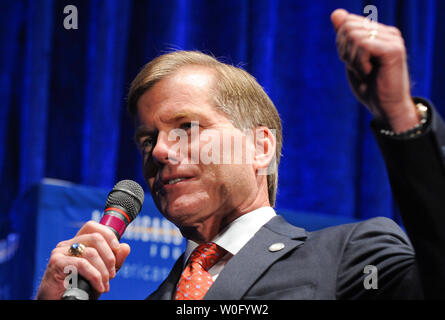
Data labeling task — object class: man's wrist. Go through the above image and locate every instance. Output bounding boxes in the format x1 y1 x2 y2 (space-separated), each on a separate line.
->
385 99 420 133
378 100 429 139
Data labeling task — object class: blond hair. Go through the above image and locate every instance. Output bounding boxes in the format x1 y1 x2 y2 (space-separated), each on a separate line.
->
128 51 282 207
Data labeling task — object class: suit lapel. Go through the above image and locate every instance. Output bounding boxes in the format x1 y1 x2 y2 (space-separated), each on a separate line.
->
204 215 307 300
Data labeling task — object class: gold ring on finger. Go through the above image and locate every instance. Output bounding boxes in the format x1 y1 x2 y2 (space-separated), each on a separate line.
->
369 29 378 40
68 242 86 257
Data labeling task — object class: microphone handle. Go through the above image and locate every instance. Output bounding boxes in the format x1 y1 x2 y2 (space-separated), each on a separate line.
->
62 275 93 300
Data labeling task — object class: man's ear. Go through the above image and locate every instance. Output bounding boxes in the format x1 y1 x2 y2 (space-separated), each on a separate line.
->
252 126 276 175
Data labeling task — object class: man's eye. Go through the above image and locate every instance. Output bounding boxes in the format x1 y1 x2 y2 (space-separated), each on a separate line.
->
180 121 198 131
140 137 154 151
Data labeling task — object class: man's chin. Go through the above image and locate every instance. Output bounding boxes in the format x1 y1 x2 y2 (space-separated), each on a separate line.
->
157 192 208 216
158 199 203 226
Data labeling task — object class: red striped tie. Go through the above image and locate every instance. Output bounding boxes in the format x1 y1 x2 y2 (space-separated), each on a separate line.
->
174 242 226 300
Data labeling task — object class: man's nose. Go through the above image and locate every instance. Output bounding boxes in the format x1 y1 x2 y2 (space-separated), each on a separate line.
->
151 131 179 166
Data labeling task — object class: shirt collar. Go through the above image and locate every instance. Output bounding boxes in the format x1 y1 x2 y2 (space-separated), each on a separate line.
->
183 206 276 266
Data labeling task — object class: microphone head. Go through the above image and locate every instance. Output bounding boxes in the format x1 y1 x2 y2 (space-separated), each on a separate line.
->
105 180 144 221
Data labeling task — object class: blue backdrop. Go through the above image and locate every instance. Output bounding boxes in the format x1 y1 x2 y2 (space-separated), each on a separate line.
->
0 0 444 299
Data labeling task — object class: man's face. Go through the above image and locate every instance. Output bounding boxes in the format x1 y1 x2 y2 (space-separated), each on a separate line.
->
134 67 259 240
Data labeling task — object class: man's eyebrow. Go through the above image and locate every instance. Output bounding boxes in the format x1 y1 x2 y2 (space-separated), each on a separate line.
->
133 127 156 142
163 110 205 123
133 110 206 141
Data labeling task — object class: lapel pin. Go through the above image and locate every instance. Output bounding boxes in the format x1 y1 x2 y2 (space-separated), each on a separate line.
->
268 242 285 252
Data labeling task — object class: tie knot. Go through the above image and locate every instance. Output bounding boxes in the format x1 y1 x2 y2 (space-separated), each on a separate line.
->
189 242 226 271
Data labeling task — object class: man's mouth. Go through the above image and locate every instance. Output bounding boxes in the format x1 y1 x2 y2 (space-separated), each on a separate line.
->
166 177 188 185
160 174 194 188
152 173 195 196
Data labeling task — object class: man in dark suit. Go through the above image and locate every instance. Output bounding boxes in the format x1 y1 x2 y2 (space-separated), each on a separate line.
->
36 9 445 299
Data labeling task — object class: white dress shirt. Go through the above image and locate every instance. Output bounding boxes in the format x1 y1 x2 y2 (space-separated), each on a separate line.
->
182 206 276 281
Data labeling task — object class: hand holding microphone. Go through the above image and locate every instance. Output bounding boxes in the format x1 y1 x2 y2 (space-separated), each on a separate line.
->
36 180 144 300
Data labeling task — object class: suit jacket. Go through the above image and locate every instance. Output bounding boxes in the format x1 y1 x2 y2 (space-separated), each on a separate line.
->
147 98 445 299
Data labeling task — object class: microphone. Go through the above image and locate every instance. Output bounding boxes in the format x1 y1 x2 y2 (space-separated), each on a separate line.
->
62 180 145 300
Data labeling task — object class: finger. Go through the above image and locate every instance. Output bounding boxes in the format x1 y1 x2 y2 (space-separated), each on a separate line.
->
115 243 131 272
337 28 365 63
336 21 368 61
339 27 401 68
352 46 373 77
346 12 377 23
53 244 112 290
76 220 120 251
80 246 111 288
342 29 375 75
387 25 402 37
50 251 107 294
336 26 352 61
335 13 401 42
331 8 349 32
359 34 405 62
341 38 354 63
338 18 403 44
345 13 401 37
345 34 405 84
57 247 111 291
58 233 117 279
